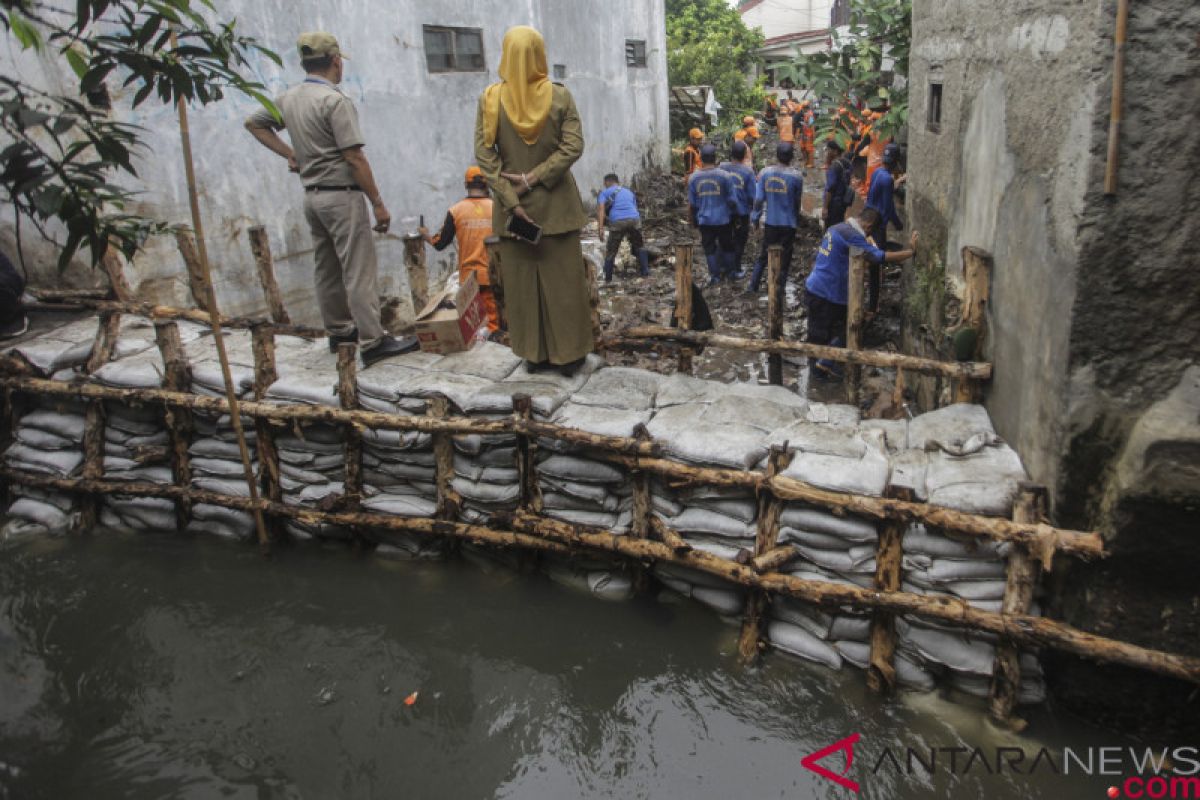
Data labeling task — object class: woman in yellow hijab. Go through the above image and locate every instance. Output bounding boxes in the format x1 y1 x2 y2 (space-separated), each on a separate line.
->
475 26 593 374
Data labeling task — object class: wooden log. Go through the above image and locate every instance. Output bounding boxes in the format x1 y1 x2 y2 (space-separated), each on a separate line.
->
584 255 604 355
428 396 460 520
751 544 800 574
619 326 992 380
847 254 867 405
30 288 111 302
403 235 430 313
21 297 325 339
674 241 694 374
484 236 508 338
953 246 992 404
86 311 122 374
75 310 121 533
174 228 211 312
651 516 692 554
766 245 784 386
738 444 793 662
336 344 363 513
868 486 912 693
0 373 1106 558
100 246 136 302
3 465 1191 686
989 484 1047 728
247 226 292 325
512 394 541 512
154 322 194 529
629 425 654 593
250 322 284 540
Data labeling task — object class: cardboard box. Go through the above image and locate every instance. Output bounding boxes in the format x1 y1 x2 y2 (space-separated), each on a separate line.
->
413 273 487 355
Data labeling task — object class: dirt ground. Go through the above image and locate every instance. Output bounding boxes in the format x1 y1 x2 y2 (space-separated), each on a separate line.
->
586 165 910 418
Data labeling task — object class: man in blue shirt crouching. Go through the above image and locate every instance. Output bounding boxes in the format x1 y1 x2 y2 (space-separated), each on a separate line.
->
597 173 650 281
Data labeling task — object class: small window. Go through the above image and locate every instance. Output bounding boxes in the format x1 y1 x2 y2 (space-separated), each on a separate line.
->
625 39 647 68
927 82 943 133
553 64 567 81
423 25 485 73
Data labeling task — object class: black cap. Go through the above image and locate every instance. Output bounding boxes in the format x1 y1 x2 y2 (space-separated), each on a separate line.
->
776 141 795 163
700 144 718 163
731 140 747 159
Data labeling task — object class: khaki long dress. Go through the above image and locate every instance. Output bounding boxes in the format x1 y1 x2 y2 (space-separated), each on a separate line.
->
474 84 593 365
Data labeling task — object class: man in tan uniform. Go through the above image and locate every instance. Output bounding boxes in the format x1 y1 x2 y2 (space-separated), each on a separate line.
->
245 32 416 366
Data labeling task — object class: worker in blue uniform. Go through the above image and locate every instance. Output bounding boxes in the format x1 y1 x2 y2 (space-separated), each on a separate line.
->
746 142 804 295
863 142 906 313
718 140 756 279
687 144 737 286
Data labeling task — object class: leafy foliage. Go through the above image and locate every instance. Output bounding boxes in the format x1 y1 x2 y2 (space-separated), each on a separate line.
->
777 0 910 143
666 0 765 128
0 0 279 270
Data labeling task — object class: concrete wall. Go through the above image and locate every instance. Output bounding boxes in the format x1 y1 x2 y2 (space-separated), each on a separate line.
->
739 0 833 40
910 0 1200 732
1 0 669 323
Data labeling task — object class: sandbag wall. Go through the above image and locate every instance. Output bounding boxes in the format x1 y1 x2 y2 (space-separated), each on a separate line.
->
3 319 1039 702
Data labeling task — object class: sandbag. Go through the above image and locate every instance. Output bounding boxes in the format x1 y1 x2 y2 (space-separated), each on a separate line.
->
767 620 843 670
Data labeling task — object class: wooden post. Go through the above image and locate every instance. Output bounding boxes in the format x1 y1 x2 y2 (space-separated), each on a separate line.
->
100 247 136 302
512 394 541 513
484 236 508 339
174 228 210 312
989 483 1048 728
429 396 460 520
336 344 363 513
629 425 654 593
846 254 867 405
584 257 605 356
154 322 194 529
738 444 792 663
867 485 912 693
75 311 121 533
250 322 284 540
766 244 784 386
247 226 291 325
674 242 694 375
954 247 992 404
403 235 430 313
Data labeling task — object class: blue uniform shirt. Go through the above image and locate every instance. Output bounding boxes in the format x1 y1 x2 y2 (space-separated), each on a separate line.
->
718 161 756 217
825 160 849 201
865 166 902 228
753 165 804 228
688 168 735 227
805 220 886 305
598 185 640 223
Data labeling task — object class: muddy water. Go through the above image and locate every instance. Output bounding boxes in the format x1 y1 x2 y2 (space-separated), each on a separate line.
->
0 534 1149 799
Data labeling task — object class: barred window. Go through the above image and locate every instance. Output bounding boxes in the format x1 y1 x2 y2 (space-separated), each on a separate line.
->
423 26 485 73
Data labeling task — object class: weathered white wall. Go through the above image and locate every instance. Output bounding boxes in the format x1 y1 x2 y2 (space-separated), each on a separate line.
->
1 0 669 323
739 0 833 40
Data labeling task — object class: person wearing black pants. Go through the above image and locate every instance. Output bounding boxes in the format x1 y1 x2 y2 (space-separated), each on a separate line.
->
746 142 804 294
864 143 905 314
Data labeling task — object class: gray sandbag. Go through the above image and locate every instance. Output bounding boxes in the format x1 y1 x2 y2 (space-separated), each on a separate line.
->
362 493 438 518
16 425 79 450
550 402 651 440
453 457 519 484
901 621 995 676
450 476 520 505
829 614 872 642
92 355 163 389
406 371 502 412
690 497 757 524
538 454 624 484
8 496 72 531
540 477 614 506
669 507 755 539
570 366 660 410
924 444 1026 516
646 403 769 469
949 672 1046 705
779 430 891 497
427 340 523 381
653 561 736 592
543 508 630 531
685 537 748 561
778 507 878 542
906 403 995 451
361 428 431 451
690 585 745 616
265 372 339 406
769 597 834 638
4 443 83 476
355 362 429 401
794 544 876 574
803 402 861 428
903 524 1007 559
7 317 104 373
765 420 867 459
542 490 622 514
767 620 843 670
18 409 85 440
543 559 635 602
904 556 1008 583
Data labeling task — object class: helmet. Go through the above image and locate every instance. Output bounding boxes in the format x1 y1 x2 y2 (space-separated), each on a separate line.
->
689 127 704 140
743 115 755 126
883 142 901 165
464 165 486 186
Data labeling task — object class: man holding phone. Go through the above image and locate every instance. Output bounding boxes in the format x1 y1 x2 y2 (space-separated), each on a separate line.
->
245 31 417 367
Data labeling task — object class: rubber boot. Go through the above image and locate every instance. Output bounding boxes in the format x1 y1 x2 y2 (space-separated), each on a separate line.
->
602 257 615 283
722 251 743 281
636 249 650 277
705 253 722 286
747 257 766 293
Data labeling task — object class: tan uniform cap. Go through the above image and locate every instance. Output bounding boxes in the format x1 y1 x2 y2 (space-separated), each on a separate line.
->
297 32 347 59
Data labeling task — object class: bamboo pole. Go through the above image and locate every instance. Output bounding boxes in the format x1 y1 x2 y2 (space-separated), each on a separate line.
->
3 465 1187 684
766 245 784 386
247 226 291 325
989 484 1047 727
954 246 992 403
1104 0 1129 195
250 321 284 541
336 344 364 517
403 235 430 313
847 254 867 405
21 297 325 339
674 242 694 375
738 444 792 663
867 486 912 693
154 322 194 529
618 326 992 380
0 374 1105 557
169 29 268 549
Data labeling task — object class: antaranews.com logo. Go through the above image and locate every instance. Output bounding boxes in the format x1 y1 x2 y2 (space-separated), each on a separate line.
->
801 734 1200 796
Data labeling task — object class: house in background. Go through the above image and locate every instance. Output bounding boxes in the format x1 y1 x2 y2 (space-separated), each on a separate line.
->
736 0 835 94
1 0 669 326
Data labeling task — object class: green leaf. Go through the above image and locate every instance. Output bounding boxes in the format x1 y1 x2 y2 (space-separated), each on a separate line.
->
65 47 90 79
9 11 43 51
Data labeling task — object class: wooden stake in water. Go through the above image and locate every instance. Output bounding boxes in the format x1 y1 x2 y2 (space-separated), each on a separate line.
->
171 30 268 548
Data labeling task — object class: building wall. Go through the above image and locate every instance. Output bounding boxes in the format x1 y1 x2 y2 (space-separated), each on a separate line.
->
1 0 669 323
739 0 833 41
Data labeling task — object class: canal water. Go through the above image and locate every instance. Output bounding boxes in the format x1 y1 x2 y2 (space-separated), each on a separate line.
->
0 533 1148 799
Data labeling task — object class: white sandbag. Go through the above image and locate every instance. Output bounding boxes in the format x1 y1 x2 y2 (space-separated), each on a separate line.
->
829 614 871 642
4 443 83 476
835 639 870 668
765 420 867 459
428 340 522 381
417 372 518 412
646 404 768 469
684 537 748 561
538 454 624 484
924 445 1026 516
691 585 745 616
804 402 860 428
778 508 878 542
542 490 621 514
691 497 757 524
8 496 72 530
570 367 660 410
906 403 995 451
551 402 650 439
887 449 929 498
18 409 85 440
450 476 520 505
453 457 519 485
362 494 438 517
903 524 1007 559
767 620 843 670
902 622 995 676
908 557 1008 583
15 426 78 450
769 597 833 638
669 507 755 539
544 507 627 530
541 477 615 506
781 442 891 497
795 544 876 574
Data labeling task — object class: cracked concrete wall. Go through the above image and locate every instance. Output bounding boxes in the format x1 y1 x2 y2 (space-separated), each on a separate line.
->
1 1 669 324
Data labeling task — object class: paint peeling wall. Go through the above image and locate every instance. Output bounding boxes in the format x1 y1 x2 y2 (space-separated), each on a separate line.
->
1 0 669 323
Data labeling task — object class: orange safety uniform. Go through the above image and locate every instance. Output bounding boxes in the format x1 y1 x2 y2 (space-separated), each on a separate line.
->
778 113 794 143
683 128 704 182
798 104 815 168
430 196 500 331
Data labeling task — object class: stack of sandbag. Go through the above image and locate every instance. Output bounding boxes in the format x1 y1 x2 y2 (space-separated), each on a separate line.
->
647 378 809 616
454 351 602 525
2 406 85 535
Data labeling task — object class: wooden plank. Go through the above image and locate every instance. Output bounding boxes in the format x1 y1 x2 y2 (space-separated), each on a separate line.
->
247 226 291 324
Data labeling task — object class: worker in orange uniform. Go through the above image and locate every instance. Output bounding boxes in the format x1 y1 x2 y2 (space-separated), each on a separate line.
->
798 101 816 168
763 95 778 129
682 127 705 182
734 115 761 146
420 166 500 332
859 109 890 201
